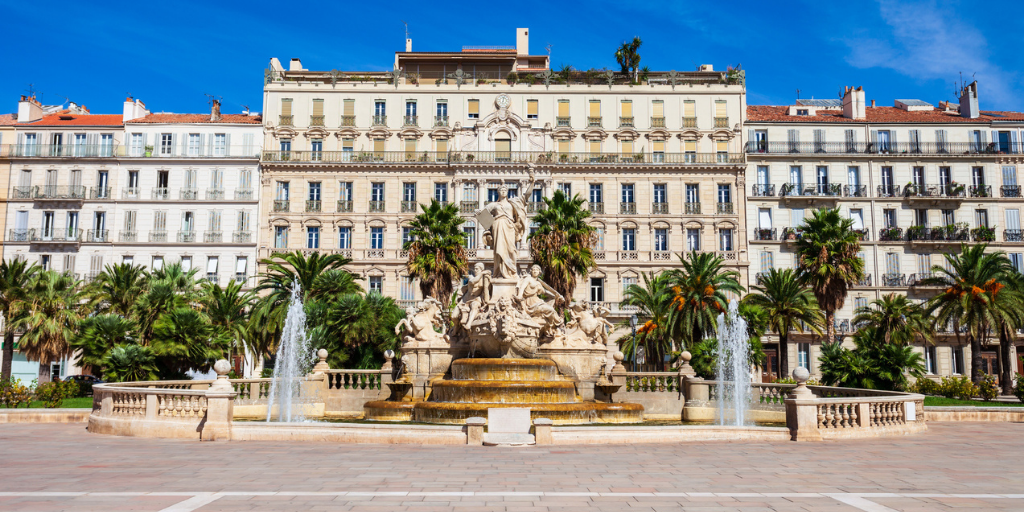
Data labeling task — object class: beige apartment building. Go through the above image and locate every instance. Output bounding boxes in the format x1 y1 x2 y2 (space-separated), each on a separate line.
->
745 83 1024 382
258 29 749 333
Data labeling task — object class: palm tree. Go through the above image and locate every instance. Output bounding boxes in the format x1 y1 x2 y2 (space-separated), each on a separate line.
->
91 263 148 317
529 190 597 309
743 268 823 379
922 244 1016 383
405 200 466 308
15 271 86 367
794 208 865 344
70 314 137 374
619 272 675 366
853 293 934 347
994 271 1024 394
103 344 158 382
307 292 404 369
614 36 642 82
0 258 39 380
254 250 357 337
199 280 254 362
150 307 230 377
667 251 743 349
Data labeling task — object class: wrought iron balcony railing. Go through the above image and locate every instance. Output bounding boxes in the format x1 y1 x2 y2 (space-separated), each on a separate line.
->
969 185 992 198
341 115 356 126
206 189 225 200
843 185 867 198
34 185 87 200
306 200 322 212
235 189 255 201
232 231 252 244
527 201 546 213
404 115 418 126
272 200 290 212
180 188 198 200
337 200 353 212
1002 185 1022 198
587 116 602 127
588 202 604 214
149 231 168 242
619 116 634 128
556 116 571 127
651 202 669 214
309 115 325 127
152 187 170 200
620 202 636 214
878 227 904 241
877 185 901 198
177 231 196 243
684 202 701 214
651 117 665 128
904 184 966 199
372 115 387 126
90 187 111 199
434 116 449 127
882 273 906 287
459 201 478 213
780 182 842 197
85 229 109 242
11 186 32 199
8 229 32 242
745 140 1022 156
751 184 775 197
713 117 729 128
754 228 776 241
369 201 386 213
683 117 697 128
717 202 734 214
119 231 138 242
279 115 293 126
401 200 418 213
204 231 223 243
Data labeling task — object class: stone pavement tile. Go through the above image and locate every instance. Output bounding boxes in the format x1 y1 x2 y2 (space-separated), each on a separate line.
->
874 496 1024 511
0 495 183 511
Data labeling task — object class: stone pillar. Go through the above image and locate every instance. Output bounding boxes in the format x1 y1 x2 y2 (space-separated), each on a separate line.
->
784 367 822 442
533 418 553 445
682 375 712 422
311 349 330 374
145 393 158 419
201 359 237 442
466 416 486 445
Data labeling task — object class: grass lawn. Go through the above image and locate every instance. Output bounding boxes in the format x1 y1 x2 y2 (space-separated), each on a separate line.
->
924 396 1024 407
0 397 94 409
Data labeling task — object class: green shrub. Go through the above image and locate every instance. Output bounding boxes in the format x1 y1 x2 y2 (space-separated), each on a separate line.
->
938 375 978 400
978 374 999 401
909 378 940 395
35 380 80 408
0 377 34 408
1013 374 1024 403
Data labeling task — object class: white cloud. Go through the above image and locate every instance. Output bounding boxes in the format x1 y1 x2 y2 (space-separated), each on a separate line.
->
843 0 1019 109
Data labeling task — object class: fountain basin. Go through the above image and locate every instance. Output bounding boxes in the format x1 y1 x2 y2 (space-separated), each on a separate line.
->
430 380 576 404
450 358 560 381
413 401 643 425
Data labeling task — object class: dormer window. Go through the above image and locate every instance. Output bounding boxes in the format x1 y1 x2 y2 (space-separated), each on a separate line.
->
796 109 809 116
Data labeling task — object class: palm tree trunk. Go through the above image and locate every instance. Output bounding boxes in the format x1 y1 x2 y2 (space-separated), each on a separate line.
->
826 311 836 345
970 332 983 384
1 325 13 381
999 325 1014 395
779 332 789 380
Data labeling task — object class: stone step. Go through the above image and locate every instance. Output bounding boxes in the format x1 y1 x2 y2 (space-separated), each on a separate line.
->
483 432 535 446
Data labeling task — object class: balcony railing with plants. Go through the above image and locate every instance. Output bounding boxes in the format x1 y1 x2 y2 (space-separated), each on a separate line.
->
853 229 869 241
337 200 353 212
588 202 604 214
904 183 966 199
260 150 745 165
1002 185 1022 198
876 185 901 198
906 224 970 242
843 185 867 198
11 186 32 199
754 228 776 241
716 202 734 214
780 182 842 197
881 273 906 287
968 185 992 198
651 202 669 214
34 185 87 200
620 202 636 215
745 140 1021 156
972 226 996 242
751 184 775 197
878 227 903 241
780 227 804 241
684 202 701 214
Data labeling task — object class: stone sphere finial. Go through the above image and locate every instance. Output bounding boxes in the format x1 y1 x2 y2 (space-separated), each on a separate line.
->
213 359 231 376
613 351 624 362
793 367 810 384
384 349 395 360
317 348 328 362
680 350 692 363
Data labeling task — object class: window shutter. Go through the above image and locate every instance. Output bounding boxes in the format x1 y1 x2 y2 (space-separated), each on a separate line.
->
870 130 878 144
716 141 728 153
990 130 997 146
468 99 479 116
589 140 600 153
891 130 897 146
787 129 797 143
312 99 324 116
654 140 665 152
343 138 354 150
621 140 633 154
653 101 664 118
203 134 210 155
683 140 695 152
241 133 252 154
620 100 632 117
281 99 292 116
557 100 569 117
558 140 569 153
373 138 385 152
589 100 601 117
405 138 416 153
527 100 538 116
813 129 824 144
714 100 727 118
344 99 354 116
1006 209 1021 231
1011 130 1019 154
684 101 696 118
845 129 855 144
436 138 448 153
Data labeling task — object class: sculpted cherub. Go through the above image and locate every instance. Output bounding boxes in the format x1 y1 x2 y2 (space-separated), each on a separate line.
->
394 298 448 346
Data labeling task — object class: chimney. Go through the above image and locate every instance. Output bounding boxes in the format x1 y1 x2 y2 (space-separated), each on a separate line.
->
870 99 876 107
959 80 979 119
516 28 529 56
211 99 221 122
289 58 304 71
123 97 150 122
842 86 866 119
405 38 412 52
17 95 43 123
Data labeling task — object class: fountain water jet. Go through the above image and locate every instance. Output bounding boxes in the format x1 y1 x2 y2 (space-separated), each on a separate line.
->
266 282 311 422
715 299 751 426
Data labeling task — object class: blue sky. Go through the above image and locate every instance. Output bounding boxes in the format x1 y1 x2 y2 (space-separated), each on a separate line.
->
3 0 1022 115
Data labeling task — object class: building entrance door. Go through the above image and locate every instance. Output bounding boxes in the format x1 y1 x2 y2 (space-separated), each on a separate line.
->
762 347 779 383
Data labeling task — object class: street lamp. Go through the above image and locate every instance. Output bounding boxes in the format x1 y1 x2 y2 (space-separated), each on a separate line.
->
629 314 638 372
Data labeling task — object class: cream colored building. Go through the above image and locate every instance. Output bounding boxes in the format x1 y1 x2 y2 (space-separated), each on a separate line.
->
258 29 749 335
745 83 1024 381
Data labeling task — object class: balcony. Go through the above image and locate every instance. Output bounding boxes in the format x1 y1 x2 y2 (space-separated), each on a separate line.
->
906 225 970 244
152 187 170 200
235 189 255 201
651 251 674 261
34 185 87 200
651 117 665 128
85 229 108 243
527 201 546 213
1006 229 1024 242
341 115 356 127
372 115 387 126
273 200 290 212
972 226 996 242
684 202 701 215
204 273 219 284
908 273 941 288
969 185 992 198
206 189 225 200
32 228 83 243
119 231 138 242
365 249 385 259
204 232 223 243
744 140 1015 156
754 228 776 241
780 183 842 199
713 117 729 128
881 273 906 287
877 185 901 198
401 200 418 213
279 115 293 126
780 227 803 242
716 202 734 214
260 150 746 166
121 145 260 159
683 117 697 128
337 200 353 213
434 116 449 127
177 231 196 243
11 186 32 199
904 184 965 203
1002 185 1022 198
619 116 634 128
90 187 112 200
853 229 869 241
180 188 198 200
369 201 386 213
587 116 602 128
8 229 32 242
121 187 141 200
587 202 604 214
556 117 571 127
651 202 669 214
404 115 418 127
149 231 168 242
620 202 636 214
459 201 478 214
618 251 639 261
232 231 252 243
853 274 873 287
310 115 325 127
878 227 903 242
751 184 775 197
843 185 867 198
306 200 322 213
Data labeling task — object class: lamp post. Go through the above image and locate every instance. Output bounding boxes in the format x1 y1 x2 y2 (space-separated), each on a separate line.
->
630 314 638 372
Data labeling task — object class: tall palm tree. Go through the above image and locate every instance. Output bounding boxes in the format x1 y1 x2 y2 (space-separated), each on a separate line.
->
619 272 675 365
91 263 148 317
199 281 254 361
254 250 357 335
995 271 1024 394
405 200 466 308
853 293 934 347
794 208 865 344
0 258 39 380
529 190 597 309
743 268 823 379
70 314 137 375
667 251 743 349
922 244 1016 383
103 344 158 382
150 307 230 376
614 36 642 82
15 271 86 367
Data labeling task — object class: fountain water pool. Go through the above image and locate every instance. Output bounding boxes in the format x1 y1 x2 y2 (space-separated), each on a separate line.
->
265 283 312 422
716 299 751 426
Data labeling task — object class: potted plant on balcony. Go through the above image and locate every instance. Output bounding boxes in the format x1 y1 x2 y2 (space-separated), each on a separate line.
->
144 145 153 157
506 71 519 85
972 225 996 242
880 227 902 241
948 181 965 196
904 181 915 196
465 153 475 162
559 153 569 163
906 225 926 241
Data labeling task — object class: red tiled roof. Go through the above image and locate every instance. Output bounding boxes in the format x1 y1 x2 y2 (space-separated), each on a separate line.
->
0 113 17 126
22 111 123 127
747 105 1024 124
126 113 262 124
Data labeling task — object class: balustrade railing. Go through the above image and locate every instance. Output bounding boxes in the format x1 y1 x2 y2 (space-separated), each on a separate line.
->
684 202 701 214
620 202 636 214
1002 185 1022 198
260 150 745 165
716 202 734 214
325 370 383 391
751 184 775 197
337 200 353 212
624 373 680 393
746 140 1014 156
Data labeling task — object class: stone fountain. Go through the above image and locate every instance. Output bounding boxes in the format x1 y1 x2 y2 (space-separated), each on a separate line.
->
364 168 643 424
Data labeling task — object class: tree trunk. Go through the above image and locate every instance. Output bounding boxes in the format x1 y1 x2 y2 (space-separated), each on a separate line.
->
1 325 13 381
825 311 836 346
970 332 983 384
779 333 789 380
999 325 1014 395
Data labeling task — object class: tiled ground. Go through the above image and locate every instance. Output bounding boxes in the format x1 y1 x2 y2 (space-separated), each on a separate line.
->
0 422 1021 511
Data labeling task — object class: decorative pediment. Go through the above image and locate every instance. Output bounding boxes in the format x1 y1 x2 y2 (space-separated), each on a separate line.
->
714 220 737 229
303 127 329 140
364 266 386 277
302 218 322 227
486 126 518 142
333 219 354 228
683 220 704 229
333 128 360 140
398 126 424 139
620 269 639 279
583 128 608 141
270 127 298 139
618 220 639 230
588 268 608 279
366 219 388 229
709 129 736 141
677 129 702 141
270 217 290 226
365 127 392 140
614 128 640 141
645 129 671 141
550 127 577 140
428 126 453 139
651 220 672 231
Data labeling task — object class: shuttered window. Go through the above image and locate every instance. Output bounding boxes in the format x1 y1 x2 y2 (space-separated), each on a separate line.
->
526 100 538 118
281 99 292 116
405 138 416 153
714 100 727 117
558 140 570 153
436 138 448 153
620 100 632 117
683 140 696 152
373 138 385 152
716 141 728 153
589 100 601 117
557 100 569 117
621 140 633 155
653 100 664 117
342 138 354 150
312 99 324 116
343 99 354 115
468 99 479 117
683 101 696 117
589 140 601 154
653 140 665 152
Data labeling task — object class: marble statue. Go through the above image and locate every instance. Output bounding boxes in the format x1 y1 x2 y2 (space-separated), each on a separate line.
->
517 264 564 337
567 302 615 346
394 298 448 347
480 169 536 279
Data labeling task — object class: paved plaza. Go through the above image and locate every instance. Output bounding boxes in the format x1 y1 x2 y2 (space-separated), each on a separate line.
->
0 422 1021 511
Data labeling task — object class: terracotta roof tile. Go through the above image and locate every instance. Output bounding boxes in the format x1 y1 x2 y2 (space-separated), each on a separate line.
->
0 113 17 126
747 105 1024 124
22 111 123 127
126 113 262 124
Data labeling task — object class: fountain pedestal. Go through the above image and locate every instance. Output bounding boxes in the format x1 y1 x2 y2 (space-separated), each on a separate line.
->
400 344 453 399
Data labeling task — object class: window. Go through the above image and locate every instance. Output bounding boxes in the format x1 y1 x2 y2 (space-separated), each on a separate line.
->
463 223 476 249
653 140 665 162
654 228 668 251
1003 166 1019 187
886 253 901 275
875 129 891 153
400 276 415 301
405 100 417 118
976 209 989 227
374 100 386 116
180 256 192 272
527 99 538 120
758 208 772 229
719 229 733 251
274 226 288 248
915 209 928 227
462 182 478 203
371 227 384 249
790 165 803 186
972 166 985 187
275 181 289 201
187 134 201 156
759 251 774 273
306 226 320 249
756 165 769 186
798 344 810 370
403 182 416 203
883 209 896 228
130 133 144 156
951 347 964 375
368 276 383 294
653 184 666 204
339 181 353 201
850 209 864 231
816 166 829 194
434 183 447 202
925 346 937 375
311 139 322 159
942 209 955 226
371 183 385 202
621 184 634 203
939 166 952 186
912 166 925 188
152 256 164 271
593 228 605 250
160 133 172 155
589 184 603 204
558 183 572 197
791 208 804 225
487 187 499 203
717 184 731 204
590 277 604 302
280 138 291 153
686 228 701 251
402 226 414 247
436 101 447 119
467 99 479 119
235 257 248 281
308 182 321 202
338 227 351 249
685 184 698 203
621 228 635 251
796 109 809 116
